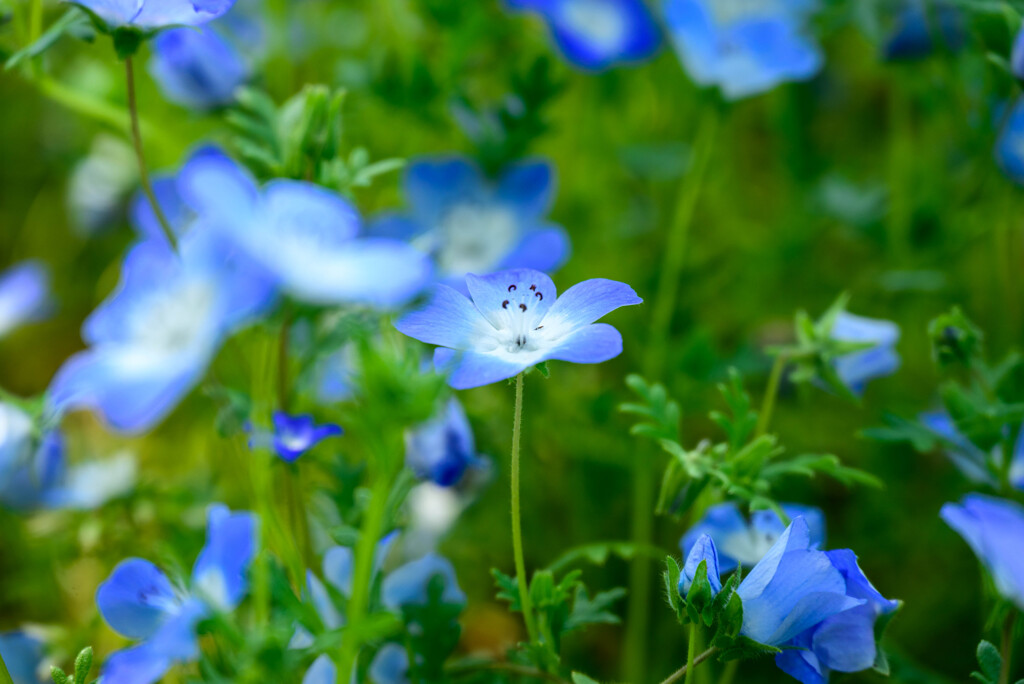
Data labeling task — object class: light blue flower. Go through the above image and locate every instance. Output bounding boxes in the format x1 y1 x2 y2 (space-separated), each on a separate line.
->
302 655 336 684
1013 25 1024 81
502 0 660 71
919 412 1024 489
47 228 274 433
396 268 641 389
0 631 44 684
248 411 343 463
177 147 431 307
0 261 51 339
941 494 1024 611
71 0 236 30
882 1 964 62
406 398 481 487
681 501 825 573
679 533 722 596
371 157 569 286
996 101 1024 187
663 0 822 100
830 311 900 395
369 644 410 684
149 26 249 110
381 553 466 610
96 504 258 684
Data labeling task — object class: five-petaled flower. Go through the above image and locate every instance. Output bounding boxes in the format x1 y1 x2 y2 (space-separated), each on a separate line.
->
248 411 343 463
395 268 641 389
830 311 901 396
405 398 483 487
71 0 237 30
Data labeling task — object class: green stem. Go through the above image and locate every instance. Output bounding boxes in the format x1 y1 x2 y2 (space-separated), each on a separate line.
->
36 75 135 135
755 354 787 438
684 623 698 684
659 646 719 684
0 650 14 684
718 660 738 684
125 57 178 252
511 372 539 644
29 0 43 42
626 102 720 683
999 611 1017 684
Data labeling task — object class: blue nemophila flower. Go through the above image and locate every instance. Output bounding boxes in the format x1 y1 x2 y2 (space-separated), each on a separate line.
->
0 631 44 684
919 412 1024 489
502 0 660 71
663 0 822 100
1013 25 1024 81
71 0 236 30
97 504 257 684
830 311 900 395
395 268 641 389
150 26 249 110
381 552 466 610
372 157 569 287
942 494 1024 611
406 398 482 487
370 644 411 684
177 147 431 307
996 101 1024 187
882 1 964 62
47 229 274 433
680 501 825 572
679 533 722 596
0 260 51 339
248 411 343 463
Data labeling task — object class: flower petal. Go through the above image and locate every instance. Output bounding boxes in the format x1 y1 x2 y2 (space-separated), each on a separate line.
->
539 278 641 337
96 559 179 640
405 157 483 221
0 260 51 338
101 645 172 684
496 159 555 220
369 643 410 684
395 285 494 350
176 146 259 221
132 0 236 28
545 323 623 364
381 553 465 610
434 348 531 390
191 504 258 611
303 654 337 684
499 226 571 274
465 269 556 330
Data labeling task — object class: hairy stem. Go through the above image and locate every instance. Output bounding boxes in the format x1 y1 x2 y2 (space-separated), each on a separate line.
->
755 354 788 438
511 372 539 644
125 57 178 252
660 646 719 684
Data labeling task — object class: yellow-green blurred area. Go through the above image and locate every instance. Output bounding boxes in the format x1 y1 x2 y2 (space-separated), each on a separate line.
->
1 0 1022 682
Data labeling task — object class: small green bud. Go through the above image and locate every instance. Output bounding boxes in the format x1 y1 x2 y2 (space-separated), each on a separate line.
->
50 666 69 684
74 646 93 684
928 307 982 368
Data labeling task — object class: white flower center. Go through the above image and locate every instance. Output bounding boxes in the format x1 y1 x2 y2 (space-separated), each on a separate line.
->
718 528 780 566
492 282 549 354
437 204 518 276
133 279 216 354
560 0 627 53
707 0 775 26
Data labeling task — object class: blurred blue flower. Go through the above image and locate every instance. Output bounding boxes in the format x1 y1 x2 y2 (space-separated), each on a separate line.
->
1013 25 1024 81
97 505 257 684
381 553 466 610
919 412 1024 490
502 0 660 71
663 0 822 100
149 26 249 110
178 147 431 307
396 268 641 389
0 260 51 339
406 398 481 487
830 311 900 395
47 229 274 433
679 533 722 596
941 494 1024 611
371 157 570 287
883 1 964 62
369 644 410 684
680 501 825 572
72 0 236 30
996 100 1024 186
248 411 343 463
0 631 44 684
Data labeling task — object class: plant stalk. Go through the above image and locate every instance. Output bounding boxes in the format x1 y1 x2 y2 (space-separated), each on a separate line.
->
511 372 539 644
755 354 787 438
659 646 719 684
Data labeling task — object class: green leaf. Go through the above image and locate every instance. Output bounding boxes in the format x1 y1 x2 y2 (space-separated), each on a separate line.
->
5 8 91 70
663 555 684 621
73 646 93 684
534 360 550 378
546 541 665 574
571 673 601 684
976 640 1002 682
565 585 627 632
50 667 69 684
717 635 782 662
491 568 521 611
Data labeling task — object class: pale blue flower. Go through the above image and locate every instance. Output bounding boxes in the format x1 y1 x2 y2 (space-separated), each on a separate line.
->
150 26 248 110
919 412 1024 490
663 0 822 100
830 312 900 395
679 533 722 596
71 0 237 30
370 644 410 684
0 632 44 684
406 398 481 487
0 261 51 339
302 655 336 684
248 411 343 463
396 268 641 389
381 553 466 610
371 157 569 287
942 494 1024 611
502 0 661 71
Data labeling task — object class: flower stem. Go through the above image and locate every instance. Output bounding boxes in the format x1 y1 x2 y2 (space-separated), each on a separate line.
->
659 646 719 684
511 372 539 644
999 610 1017 684
755 354 787 438
684 623 698 684
125 57 178 253
626 102 720 683
0 650 13 684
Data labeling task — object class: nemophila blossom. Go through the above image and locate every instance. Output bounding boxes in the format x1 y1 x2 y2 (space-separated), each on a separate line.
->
47 230 274 433
0 631 44 684
248 411 343 463
369 644 411 684
396 268 642 389
830 312 900 395
71 0 237 31
381 553 466 610
0 260 51 339
882 1 964 61
406 398 482 486
996 100 1024 187
371 157 569 287
941 494 1024 610
1013 25 1024 81
177 147 431 307
680 501 825 572
663 0 822 100
150 26 249 110
919 411 1024 489
502 0 660 71
96 505 257 684
679 533 722 596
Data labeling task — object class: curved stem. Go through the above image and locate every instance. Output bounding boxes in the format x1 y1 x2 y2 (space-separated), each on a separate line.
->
755 354 787 438
659 646 719 684
999 611 1017 684
511 372 539 644
125 57 178 252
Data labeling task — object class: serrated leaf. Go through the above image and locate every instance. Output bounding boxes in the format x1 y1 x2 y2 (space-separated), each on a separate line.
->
546 541 665 574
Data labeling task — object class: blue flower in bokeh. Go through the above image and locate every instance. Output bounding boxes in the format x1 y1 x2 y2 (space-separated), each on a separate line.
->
830 312 900 395
0 261 51 339
882 1 964 62
919 412 1024 490
502 0 660 71
150 26 249 110
1013 25 1024 82
372 157 569 286
47 229 274 433
381 552 466 610
178 147 431 307
996 100 1024 186
370 644 410 684
97 504 257 684
406 398 482 487
681 501 825 572
0 631 44 684
248 411 343 463
72 0 237 30
663 0 822 100
942 494 1024 611
679 533 722 596
396 268 641 389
